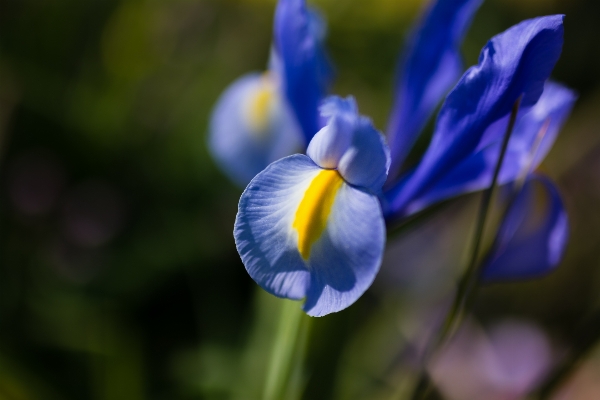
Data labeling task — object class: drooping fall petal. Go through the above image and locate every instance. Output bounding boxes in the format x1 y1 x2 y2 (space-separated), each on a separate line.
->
480 174 569 281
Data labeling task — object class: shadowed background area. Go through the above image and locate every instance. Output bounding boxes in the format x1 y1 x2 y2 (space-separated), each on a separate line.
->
1 0 600 399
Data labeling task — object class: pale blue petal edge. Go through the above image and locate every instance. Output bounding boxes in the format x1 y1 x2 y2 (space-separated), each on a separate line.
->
235 155 317 300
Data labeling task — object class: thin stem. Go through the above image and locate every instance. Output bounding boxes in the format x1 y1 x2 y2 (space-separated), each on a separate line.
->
448 97 522 333
263 299 308 400
409 97 522 400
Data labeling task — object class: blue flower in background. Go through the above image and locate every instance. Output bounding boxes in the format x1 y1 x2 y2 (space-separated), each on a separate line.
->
209 0 332 186
210 72 303 186
477 84 575 281
235 97 389 316
481 174 569 282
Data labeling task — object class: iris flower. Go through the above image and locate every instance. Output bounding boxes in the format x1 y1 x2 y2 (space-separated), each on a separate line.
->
235 97 389 316
233 0 569 315
209 0 332 186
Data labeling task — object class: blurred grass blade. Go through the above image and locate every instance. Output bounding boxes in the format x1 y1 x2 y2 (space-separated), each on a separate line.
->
264 299 309 400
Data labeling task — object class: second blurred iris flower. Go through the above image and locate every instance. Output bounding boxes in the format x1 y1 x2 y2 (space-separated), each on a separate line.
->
209 0 332 186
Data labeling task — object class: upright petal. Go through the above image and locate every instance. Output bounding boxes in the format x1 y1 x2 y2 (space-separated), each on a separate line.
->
480 175 569 281
396 82 576 215
209 73 303 186
274 0 333 144
384 15 565 220
527 82 577 169
387 0 483 178
306 97 357 169
337 117 390 193
234 155 385 316
308 96 390 192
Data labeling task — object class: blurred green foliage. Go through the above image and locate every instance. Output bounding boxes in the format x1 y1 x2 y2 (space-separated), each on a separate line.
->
2 0 600 399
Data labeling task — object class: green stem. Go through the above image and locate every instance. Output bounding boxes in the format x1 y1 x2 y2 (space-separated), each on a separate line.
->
263 299 308 400
409 97 522 400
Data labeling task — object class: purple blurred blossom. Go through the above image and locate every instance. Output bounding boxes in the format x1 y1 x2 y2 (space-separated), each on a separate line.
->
430 319 553 400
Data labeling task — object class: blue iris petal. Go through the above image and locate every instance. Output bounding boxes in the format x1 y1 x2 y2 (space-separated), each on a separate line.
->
234 155 385 317
209 73 303 186
338 117 390 193
235 96 388 316
384 15 565 220
526 82 577 169
481 175 569 281
275 0 334 144
308 97 391 192
395 81 576 216
306 98 358 169
235 155 317 301
302 183 385 316
387 0 483 178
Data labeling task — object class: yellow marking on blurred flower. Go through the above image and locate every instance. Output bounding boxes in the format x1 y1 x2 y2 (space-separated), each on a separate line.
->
293 169 344 260
247 74 275 137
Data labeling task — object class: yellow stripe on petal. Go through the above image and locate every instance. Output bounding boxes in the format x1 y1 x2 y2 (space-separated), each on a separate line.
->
293 169 344 260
